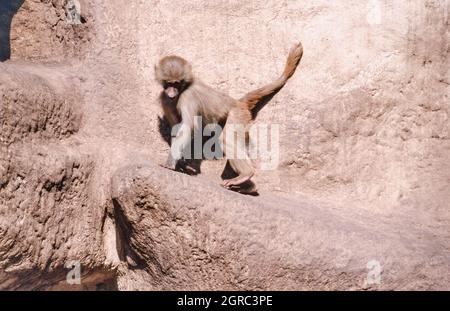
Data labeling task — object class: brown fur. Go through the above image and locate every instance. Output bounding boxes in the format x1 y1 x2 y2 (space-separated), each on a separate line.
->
160 93 181 127
155 42 303 194
240 43 303 113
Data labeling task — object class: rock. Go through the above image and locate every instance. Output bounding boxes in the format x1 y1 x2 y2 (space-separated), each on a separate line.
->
0 61 114 290
110 164 449 290
9 0 92 62
0 62 82 145
0 0 448 290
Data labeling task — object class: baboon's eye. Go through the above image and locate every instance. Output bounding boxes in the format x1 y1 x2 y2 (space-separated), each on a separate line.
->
164 81 182 89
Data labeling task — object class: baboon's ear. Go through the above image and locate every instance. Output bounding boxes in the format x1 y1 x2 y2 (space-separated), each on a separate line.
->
184 62 194 83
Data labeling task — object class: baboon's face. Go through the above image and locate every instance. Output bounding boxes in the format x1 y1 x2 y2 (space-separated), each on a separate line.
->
162 80 183 98
155 55 193 98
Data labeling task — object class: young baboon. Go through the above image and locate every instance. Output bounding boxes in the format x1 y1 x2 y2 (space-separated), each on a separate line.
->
155 42 303 194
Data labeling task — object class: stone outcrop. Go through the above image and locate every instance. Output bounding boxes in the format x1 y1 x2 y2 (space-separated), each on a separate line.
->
0 0 448 290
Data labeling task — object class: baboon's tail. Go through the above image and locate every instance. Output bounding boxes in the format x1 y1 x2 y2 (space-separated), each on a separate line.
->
240 42 303 119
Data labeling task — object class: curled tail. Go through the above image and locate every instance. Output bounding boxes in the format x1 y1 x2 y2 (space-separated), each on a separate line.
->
240 42 303 119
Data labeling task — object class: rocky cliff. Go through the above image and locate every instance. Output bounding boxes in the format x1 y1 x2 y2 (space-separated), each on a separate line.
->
0 0 449 290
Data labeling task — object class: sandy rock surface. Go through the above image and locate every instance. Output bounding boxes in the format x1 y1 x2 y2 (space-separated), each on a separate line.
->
0 0 449 290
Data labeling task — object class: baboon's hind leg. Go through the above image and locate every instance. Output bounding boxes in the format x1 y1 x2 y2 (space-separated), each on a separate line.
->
221 106 257 194
222 159 254 187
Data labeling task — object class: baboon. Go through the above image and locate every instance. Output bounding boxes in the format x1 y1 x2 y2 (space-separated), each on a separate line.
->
156 42 303 194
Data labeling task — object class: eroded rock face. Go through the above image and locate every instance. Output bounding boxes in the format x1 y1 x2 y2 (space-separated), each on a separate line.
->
111 164 449 290
9 0 92 62
0 64 82 144
0 62 113 290
0 0 449 290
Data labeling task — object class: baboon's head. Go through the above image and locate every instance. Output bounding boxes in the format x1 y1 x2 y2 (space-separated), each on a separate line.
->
155 56 193 98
